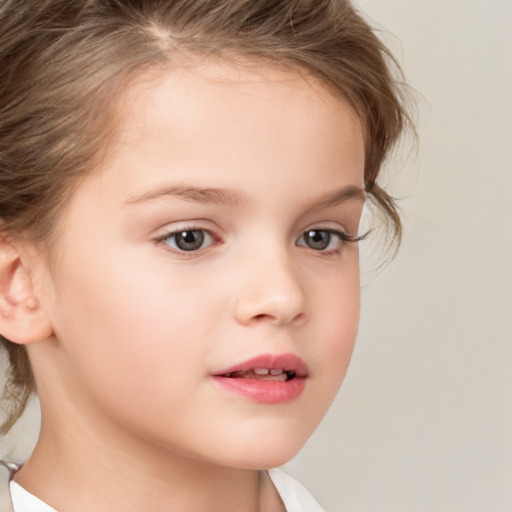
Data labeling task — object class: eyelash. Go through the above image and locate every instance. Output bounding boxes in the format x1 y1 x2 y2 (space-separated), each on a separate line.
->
154 225 366 258
154 226 220 257
296 228 366 257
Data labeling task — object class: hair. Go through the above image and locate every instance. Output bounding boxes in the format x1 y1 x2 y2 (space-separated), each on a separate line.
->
0 0 412 434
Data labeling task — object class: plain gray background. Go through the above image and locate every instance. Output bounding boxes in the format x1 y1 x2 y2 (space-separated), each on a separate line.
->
1 1 511 511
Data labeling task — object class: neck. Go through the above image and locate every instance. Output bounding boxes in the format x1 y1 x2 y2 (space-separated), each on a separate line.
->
15 411 284 512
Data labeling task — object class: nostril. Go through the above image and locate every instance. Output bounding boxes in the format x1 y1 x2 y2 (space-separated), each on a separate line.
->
293 312 307 323
233 291 308 326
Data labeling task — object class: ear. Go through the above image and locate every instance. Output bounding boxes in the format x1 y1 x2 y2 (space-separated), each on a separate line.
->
0 235 54 344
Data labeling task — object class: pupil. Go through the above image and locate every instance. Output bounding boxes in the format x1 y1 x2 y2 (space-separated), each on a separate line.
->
183 232 195 243
306 230 330 250
176 230 204 251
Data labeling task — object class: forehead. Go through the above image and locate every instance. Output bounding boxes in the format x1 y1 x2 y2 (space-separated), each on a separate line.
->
88 60 365 208
108 60 362 156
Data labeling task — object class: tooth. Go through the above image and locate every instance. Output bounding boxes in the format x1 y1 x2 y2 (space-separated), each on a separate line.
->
254 368 269 375
270 369 284 375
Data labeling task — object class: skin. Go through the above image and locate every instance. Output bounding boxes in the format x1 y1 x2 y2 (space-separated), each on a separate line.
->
11 61 365 511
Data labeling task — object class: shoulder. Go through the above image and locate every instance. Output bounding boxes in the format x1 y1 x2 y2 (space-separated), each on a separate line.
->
9 481 56 512
267 468 326 512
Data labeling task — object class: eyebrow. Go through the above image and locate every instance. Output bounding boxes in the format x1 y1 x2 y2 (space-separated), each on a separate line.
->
124 183 365 209
125 184 246 207
305 185 366 211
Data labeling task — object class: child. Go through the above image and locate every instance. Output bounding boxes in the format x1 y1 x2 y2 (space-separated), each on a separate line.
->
0 1 409 510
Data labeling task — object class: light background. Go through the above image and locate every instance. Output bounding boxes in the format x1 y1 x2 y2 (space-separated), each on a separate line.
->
285 0 512 510
1 1 511 511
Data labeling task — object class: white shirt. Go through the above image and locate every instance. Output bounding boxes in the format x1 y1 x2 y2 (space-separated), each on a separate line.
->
8 468 325 512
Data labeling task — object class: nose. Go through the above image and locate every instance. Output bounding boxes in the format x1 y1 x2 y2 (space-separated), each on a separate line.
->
233 252 309 327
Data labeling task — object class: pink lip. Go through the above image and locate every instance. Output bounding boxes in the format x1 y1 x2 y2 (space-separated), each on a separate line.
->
212 353 308 404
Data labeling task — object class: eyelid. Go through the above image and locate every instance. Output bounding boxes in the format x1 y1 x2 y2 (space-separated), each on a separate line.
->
298 222 363 241
296 225 368 254
153 222 222 257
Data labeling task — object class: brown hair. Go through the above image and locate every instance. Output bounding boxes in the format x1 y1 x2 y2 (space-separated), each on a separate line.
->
0 0 411 433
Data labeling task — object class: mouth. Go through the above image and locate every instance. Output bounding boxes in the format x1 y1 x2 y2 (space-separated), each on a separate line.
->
212 353 308 404
221 368 297 382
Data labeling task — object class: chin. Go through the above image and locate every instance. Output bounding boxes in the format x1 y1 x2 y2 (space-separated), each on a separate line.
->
214 425 314 470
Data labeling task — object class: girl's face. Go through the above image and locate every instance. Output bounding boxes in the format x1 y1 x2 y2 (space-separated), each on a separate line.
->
34 62 365 469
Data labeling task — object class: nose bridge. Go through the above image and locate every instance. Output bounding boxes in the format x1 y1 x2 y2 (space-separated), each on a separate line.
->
233 242 308 326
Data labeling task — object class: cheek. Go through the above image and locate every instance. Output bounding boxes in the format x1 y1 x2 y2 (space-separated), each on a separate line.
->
47 262 229 456
48 248 224 402
309 259 360 401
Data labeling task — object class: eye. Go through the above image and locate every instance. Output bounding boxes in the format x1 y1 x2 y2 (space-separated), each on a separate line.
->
300 229 333 250
160 229 215 252
297 228 360 253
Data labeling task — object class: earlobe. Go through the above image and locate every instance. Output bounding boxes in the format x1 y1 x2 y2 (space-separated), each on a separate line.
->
0 235 54 344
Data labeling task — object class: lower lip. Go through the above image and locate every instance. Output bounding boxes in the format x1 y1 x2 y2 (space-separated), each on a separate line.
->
212 376 306 404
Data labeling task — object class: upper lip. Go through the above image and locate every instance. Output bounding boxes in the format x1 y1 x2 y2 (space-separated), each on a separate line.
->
212 353 309 378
